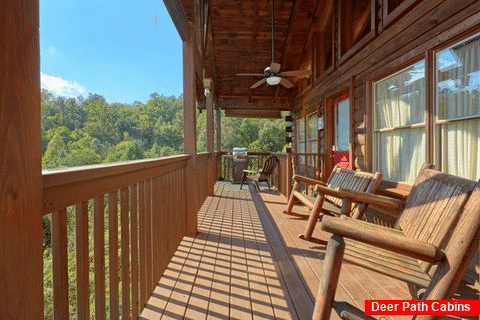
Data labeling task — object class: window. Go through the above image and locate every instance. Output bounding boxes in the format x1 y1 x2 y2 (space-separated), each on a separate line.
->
339 0 372 57
306 113 318 177
296 117 305 166
382 0 421 28
314 15 334 79
307 113 318 154
435 33 480 180
335 98 350 152
373 60 426 182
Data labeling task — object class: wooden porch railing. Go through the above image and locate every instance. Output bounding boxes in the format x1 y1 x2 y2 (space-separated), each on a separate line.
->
196 152 210 209
218 152 292 197
291 152 323 180
219 151 271 181
271 153 292 197
42 155 193 319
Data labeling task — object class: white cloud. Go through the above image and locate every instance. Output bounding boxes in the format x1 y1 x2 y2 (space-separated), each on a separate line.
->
41 72 87 98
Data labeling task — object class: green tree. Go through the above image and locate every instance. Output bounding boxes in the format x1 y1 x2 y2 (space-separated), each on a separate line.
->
144 143 176 158
103 132 145 163
248 120 286 152
64 129 101 166
42 126 69 168
83 94 122 147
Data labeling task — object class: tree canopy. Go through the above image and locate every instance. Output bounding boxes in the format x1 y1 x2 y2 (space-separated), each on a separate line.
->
41 89 287 169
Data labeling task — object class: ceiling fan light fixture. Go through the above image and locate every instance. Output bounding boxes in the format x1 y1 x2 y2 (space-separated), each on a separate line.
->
266 76 282 86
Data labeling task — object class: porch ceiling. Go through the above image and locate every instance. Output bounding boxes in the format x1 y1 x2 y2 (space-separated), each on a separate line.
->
182 0 332 114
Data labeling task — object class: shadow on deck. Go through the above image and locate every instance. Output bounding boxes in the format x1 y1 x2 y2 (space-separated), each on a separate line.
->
140 182 478 320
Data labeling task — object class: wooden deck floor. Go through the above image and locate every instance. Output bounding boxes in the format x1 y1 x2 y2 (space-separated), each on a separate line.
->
140 182 478 320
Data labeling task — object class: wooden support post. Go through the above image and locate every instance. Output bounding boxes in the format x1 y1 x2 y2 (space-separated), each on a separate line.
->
206 85 215 195
0 1 44 318
215 109 222 179
287 153 293 196
183 22 198 235
313 235 345 320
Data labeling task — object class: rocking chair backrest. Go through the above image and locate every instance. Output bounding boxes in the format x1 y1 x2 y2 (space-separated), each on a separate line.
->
258 155 279 182
325 165 378 208
395 164 480 300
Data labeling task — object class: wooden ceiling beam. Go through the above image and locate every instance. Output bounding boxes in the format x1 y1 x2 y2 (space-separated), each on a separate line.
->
299 0 334 64
274 0 301 101
225 109 282 118
163 0 189 41
217 97 292 111
278 0 300 69
353 1 372 42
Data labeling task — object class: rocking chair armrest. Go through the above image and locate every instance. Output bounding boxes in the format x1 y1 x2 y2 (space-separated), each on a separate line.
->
293 174 327 186
242 169 258 174
321 216 446 263
315 185 404 210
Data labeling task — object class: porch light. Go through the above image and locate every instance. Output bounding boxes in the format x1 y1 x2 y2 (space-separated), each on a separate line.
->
266 76 281 85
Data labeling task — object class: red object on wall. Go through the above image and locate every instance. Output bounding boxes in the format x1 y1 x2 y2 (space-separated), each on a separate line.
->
334 151 350 169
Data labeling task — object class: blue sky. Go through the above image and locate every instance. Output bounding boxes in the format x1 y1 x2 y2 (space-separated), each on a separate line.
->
40 0 183 104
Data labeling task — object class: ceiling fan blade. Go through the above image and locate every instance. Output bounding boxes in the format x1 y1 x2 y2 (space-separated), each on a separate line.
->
236 73 264 76
279 70 311 77
279 78 294 89
270 62 281 73
250 78 267 89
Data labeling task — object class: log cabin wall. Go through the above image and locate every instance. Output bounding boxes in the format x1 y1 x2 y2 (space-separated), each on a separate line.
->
293 0 480 175
293 0 480 288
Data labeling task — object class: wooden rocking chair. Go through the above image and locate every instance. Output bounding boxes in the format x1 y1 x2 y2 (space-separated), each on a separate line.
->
314 163 480 320
284 165 383 240
240 154 279 191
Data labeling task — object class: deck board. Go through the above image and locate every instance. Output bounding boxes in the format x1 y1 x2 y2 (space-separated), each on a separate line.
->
140 182 477 320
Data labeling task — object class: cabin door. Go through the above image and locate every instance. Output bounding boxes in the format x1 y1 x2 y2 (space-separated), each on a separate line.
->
327 95 351 173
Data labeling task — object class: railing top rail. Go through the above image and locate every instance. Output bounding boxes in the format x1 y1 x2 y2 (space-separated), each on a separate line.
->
43 155 190 214
196 152 211 160
220 151 288 156
43 155 190 188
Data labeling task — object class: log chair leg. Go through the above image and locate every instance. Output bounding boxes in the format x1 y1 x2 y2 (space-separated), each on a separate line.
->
283 181 299 214
313 234 345 320
299 194 325 240
240 172 247 189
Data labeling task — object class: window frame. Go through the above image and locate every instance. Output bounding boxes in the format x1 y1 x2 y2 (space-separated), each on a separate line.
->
371 58 427 183
368 30 480 182
433 31 480 180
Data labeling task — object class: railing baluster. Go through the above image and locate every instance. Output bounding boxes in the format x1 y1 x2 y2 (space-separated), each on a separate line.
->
43 156 192 317
145 179 153 294
152 177 160 285
180 169 186 235
52 209 68 320
76 201 89 319
108 191 119 319
138 181 147 308
120 187 131 320
130 184 139 318
94 196 106 320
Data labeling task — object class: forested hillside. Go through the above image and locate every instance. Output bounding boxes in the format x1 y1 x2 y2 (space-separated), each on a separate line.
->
41 89 287 169
41 89 287 317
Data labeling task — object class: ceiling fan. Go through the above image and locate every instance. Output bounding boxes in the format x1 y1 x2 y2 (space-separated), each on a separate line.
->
236 0 310 89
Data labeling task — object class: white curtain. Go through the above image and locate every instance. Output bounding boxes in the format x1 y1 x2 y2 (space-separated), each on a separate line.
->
374 61 426 183
296 118 305 165
436 33 480 180
440 119 480 180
